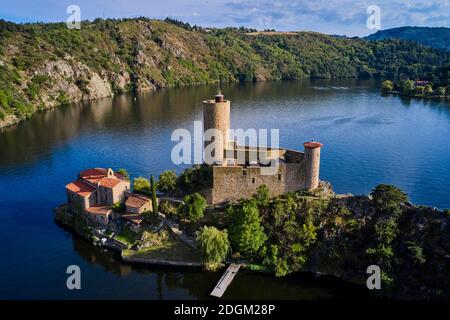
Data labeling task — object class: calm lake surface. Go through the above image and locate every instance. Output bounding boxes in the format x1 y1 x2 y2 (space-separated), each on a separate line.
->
1 79 449 299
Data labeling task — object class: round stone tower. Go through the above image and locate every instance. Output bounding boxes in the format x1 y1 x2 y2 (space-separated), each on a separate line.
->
303 141 323 190
203 91 230 164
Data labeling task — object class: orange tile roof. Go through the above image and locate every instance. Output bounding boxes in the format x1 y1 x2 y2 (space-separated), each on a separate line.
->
79 168 128 185
98 177 123 188
125 194 150 209
66 180 96 197
85 205 112 215
79 168 107 178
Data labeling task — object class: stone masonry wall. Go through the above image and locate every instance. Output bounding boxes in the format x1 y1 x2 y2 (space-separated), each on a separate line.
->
211 162 306 204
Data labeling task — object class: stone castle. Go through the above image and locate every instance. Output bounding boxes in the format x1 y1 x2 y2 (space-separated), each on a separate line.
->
201 90 323 205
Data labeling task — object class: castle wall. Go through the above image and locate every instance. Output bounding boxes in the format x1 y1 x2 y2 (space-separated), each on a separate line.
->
210 163 306 204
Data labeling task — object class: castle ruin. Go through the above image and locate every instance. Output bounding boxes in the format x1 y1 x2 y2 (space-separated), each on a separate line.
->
202 90 322 204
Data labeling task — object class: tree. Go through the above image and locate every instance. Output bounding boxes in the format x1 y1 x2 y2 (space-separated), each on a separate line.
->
370 184 407 211
181 193 207 222
228 199 267 256
446 85 450 96
253 184 269 207
424 85 433 95
400 80 415 94
157 170 177 194
197 226 230 270
133 177 150 194
381 80 394 92
436 87 446 96
151 174 158 214
414 86 424 95
117 168 129 180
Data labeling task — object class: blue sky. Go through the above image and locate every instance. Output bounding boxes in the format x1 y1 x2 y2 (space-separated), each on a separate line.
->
0 0 448 36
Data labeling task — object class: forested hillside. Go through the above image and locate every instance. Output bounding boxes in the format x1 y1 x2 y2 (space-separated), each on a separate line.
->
366 26 450 51
1 18 449 128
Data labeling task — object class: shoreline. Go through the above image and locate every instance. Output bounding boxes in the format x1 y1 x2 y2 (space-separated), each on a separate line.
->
383 90 450 101
1 77 374 130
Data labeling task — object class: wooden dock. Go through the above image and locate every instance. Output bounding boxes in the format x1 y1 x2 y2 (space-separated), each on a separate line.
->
210 264 241 298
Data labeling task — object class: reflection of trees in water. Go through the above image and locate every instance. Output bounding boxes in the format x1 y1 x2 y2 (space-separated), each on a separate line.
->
69 231 215 299
63 226 369 300
0 80 379 168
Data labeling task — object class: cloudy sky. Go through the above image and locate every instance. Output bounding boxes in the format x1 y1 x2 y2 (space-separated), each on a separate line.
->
0 0 449 36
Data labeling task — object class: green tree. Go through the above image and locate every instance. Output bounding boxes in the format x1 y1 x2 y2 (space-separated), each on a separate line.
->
117 168 130 180
371 184 408 211
446 85 450 96
414 86 424 95
157 170 177 194
253 184 269 207
133 177 150 195
181 193 207 222
381 80 394 92
197 226 230 270
424 85 433 95
228 200 267 256
400 80 415 94
436 87 446 96
151 174 158 214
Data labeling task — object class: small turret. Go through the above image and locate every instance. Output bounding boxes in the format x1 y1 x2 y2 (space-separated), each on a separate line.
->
303 141 323 190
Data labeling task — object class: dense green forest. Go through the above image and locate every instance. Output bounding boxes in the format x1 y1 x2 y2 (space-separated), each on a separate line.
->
0 18 449 127
366 26 450 51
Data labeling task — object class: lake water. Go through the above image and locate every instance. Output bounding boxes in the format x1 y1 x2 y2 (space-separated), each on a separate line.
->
1 79 449 299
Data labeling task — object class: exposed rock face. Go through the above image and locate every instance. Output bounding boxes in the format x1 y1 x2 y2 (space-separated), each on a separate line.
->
31 58 112 108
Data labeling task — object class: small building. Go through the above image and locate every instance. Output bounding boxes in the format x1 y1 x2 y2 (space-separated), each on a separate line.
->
66 180 97 212
65 168 130 226
85 205 113 226
415 80 430 86
125 194 152 214
122 214 145 232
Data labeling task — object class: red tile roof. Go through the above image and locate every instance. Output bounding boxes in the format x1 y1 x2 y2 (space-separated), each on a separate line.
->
85 205 112 215
125 194 151 209
79 168 127 184
98 177 123 188
79 168 128 188
303 141 323 149
66 180 96 197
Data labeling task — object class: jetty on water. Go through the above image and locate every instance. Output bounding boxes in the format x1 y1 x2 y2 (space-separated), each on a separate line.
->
210 264 241 298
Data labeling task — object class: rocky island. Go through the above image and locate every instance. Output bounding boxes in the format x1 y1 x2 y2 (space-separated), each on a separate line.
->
55 91 450 299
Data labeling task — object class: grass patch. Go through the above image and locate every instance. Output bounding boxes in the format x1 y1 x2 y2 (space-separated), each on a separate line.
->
115 226 141 246
122 232 201 263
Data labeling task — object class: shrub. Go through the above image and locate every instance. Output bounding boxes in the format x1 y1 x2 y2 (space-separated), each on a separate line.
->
159 201 178 216
133 176 150 194
370 184 408 211
197 226 230 270
381 80 394 92
253 184 269 207
180 193 207 222
117 168 130 180
111 201 125 213
157 170 177 194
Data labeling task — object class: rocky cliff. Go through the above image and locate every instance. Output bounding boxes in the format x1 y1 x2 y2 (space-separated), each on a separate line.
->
1 18 448 128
